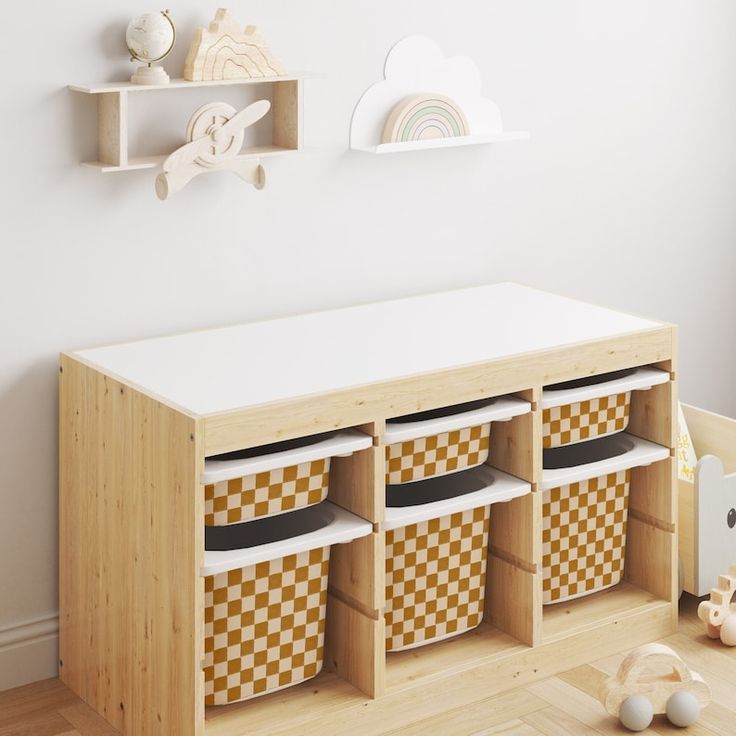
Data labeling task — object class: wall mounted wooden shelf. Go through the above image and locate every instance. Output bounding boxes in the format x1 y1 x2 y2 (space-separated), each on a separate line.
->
59 283 677 736
69 73 317 174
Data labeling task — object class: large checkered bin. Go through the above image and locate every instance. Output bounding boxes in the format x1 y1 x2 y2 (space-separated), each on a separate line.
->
202 430 372 526
202 502 372 705
541 433 670 605
384 465 530 652
384 396 530 485
541 366 669 449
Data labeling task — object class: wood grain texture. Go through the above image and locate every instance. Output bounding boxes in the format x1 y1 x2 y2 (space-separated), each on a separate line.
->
488 405 538 484
679 477 697 594
97 92 127 167
329 532 384 614
681 404 736 473
59 356 203 736
202 329 674 455
2 601 713 736
324 595 385 699
272 80 301 150
628 372 677 450
486 555 540 646
489 492 540 572
329 443 384 523
625 516 677 605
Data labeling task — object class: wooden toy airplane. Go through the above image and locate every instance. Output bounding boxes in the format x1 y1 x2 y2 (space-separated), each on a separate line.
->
155 99 270 200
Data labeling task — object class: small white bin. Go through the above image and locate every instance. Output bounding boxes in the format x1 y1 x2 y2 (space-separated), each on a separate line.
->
384 465 530 652
202 429 372 526
541 366 669 449
384 396 530 485
541 433 669 604
202 503 371 705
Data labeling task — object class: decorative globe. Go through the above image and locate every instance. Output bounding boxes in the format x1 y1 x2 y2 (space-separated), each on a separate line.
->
126 11 175 63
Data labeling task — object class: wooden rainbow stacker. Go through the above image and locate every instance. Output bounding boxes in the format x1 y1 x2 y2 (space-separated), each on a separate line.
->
59 283 678 735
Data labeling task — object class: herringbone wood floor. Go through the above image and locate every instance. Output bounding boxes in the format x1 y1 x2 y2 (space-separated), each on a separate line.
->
1 595 734 736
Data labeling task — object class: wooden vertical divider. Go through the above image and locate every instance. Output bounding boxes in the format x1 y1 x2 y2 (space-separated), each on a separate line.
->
326 421 386 698
272 79 301 150
98 91 128 167
486 388 542 646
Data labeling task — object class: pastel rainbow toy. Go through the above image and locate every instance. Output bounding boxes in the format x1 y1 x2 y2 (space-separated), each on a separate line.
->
382 94 470 144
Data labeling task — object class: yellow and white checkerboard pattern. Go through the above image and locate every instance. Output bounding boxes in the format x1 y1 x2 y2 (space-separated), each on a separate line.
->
204 459 330 526
385 506 490 651
385 424 491 484
204 547 330 705
542 470 630 604
542 392 631 448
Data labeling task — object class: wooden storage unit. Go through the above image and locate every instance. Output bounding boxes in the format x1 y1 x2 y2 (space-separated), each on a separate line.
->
59 283 677 736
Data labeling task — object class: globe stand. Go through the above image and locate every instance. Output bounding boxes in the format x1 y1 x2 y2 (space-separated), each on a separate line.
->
131 63 170 85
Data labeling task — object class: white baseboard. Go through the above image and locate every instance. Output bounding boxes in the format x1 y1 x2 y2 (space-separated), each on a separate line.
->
0 614 59 692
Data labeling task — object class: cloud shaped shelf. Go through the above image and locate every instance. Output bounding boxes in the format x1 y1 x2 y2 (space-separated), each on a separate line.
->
350 36 528 154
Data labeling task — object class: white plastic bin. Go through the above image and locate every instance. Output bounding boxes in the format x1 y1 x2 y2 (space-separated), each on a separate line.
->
202 429 372 526
541 433 669 604
541 367 669 449
384 466 530 652
202 502 372 705
384 396 531 485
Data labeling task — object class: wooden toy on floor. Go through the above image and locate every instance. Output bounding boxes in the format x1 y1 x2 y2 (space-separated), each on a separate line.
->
599 644 711 731
697 564 736 645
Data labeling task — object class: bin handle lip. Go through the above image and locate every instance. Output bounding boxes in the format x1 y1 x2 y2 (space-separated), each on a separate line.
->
540 366 669 410
383 466 531 531
201 428 373 485
540 433 670 490
383 396 531 444
201 502 372 576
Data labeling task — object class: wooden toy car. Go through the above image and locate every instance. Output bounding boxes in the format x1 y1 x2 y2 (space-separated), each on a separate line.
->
599 644 711 731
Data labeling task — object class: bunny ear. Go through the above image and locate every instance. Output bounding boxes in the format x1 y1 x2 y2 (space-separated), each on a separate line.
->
219 100 271 138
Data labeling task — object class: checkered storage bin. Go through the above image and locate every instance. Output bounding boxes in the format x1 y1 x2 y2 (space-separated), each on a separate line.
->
202 502 371 705
202 429 372 526
384 396 530 485
541 366 669 449
384 464 531 652
541 433 670 605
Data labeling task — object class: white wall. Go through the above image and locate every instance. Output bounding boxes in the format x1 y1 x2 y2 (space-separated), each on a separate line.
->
1 0 735 690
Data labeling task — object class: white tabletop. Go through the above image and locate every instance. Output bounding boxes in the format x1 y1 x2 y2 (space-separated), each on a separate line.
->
73 283 665 416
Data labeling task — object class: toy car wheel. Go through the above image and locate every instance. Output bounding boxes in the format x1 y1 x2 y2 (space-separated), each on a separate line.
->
665 690 700 727
619 694 654 732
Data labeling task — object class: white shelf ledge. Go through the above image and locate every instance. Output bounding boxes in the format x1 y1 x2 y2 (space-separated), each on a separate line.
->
69 72 319 95
354 131 529 154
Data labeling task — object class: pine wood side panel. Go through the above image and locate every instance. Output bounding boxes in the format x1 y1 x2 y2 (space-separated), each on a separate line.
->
59 356 203 736
203 329 674 456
